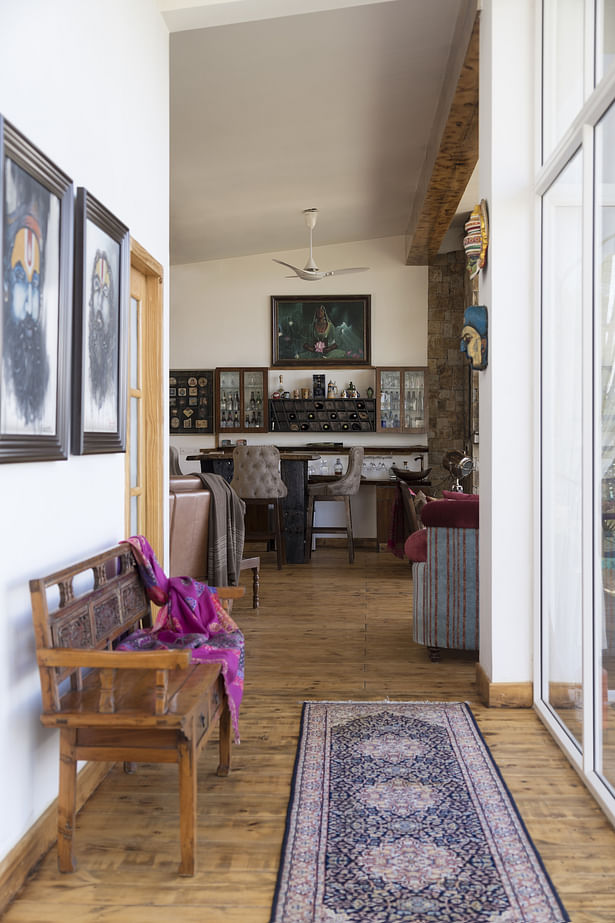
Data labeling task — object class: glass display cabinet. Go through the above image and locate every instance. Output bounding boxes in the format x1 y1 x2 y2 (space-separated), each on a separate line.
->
376 367 428 433
215 367 268 433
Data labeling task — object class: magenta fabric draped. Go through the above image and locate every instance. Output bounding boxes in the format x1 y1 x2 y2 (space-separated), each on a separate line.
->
118 536 245 741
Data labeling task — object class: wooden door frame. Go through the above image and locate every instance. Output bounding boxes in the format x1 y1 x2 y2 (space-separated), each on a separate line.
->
129 237 164 562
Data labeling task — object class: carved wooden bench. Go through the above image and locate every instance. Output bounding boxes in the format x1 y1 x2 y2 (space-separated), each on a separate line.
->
29 543 244 876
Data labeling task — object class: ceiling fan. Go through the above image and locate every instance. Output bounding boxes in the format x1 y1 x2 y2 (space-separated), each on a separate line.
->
273 208 369 281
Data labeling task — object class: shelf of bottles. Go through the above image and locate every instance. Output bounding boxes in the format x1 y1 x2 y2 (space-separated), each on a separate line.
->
377 367 428 433
215 367 267 433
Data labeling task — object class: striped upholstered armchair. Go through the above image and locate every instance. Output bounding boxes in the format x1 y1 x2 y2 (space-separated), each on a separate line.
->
404 493 479 661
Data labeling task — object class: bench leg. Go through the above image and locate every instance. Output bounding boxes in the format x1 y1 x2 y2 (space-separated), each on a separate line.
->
57 729 78 873
217 698 232 777
178 734 197 876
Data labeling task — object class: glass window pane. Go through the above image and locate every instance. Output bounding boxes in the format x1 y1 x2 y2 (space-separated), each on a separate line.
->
244 371 263 428
403 370 424 430
130 296 139 390
380 370 400 430
130 396 139 488
596 100 615 788
541 149 583 748
597 0 615 84
543 0 584 159
130 494 138 537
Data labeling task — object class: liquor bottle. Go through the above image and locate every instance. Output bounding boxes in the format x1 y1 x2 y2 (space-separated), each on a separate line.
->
334 458 343 475
233 411 239 427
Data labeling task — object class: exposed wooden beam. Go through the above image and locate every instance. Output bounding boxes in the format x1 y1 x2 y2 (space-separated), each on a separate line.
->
405 13 479 266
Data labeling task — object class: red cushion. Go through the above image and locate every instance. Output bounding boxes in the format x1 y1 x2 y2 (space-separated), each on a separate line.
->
404 528 427 562
442 490 479 501
421 498 479 530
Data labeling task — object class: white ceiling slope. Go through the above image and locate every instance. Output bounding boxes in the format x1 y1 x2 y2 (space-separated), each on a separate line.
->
163 0 476 266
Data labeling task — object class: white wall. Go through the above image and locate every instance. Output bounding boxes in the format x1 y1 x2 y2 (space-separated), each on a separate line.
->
478 0 535 684
0 0 169 860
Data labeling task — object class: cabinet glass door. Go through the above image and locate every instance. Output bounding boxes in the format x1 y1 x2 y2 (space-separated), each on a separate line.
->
403 370 426 430
218 369 241 431
243 369 265 430
379 370 401 431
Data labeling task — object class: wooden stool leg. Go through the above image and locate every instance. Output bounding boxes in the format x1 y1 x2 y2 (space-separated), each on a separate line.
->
217 695 232 777
345 496 355 564
252 564 260 608
57 729 78 873
178 733 197 876
305 495 315 562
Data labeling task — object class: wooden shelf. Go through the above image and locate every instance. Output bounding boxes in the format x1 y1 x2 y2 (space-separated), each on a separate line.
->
269 398 376 433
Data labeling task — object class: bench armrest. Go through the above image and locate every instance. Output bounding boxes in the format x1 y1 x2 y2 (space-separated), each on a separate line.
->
37 648 193 715
216 586 245 601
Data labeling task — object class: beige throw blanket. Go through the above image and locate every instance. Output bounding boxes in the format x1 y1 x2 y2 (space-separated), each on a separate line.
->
197 473 245 586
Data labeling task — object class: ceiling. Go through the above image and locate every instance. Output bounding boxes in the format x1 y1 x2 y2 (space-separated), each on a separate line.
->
162 0 479 267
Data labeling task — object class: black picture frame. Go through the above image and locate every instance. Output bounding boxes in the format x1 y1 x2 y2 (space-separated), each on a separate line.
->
170 369 214 434
72 187 129 454
0 116 73 463
272 294 371 368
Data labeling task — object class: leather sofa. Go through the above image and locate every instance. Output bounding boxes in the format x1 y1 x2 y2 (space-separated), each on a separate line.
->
169 476 211 580
169 475 259 607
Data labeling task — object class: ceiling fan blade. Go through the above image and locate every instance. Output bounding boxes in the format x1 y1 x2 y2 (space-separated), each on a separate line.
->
328 267 370 276
272 258 302 274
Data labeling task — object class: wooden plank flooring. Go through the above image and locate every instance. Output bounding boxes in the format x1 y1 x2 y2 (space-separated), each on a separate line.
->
6 547 615 922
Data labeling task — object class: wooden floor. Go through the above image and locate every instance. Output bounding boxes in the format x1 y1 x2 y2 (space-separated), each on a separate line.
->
6 547 615 922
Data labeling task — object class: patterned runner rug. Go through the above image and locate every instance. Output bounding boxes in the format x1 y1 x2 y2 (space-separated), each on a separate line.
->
270 701 569 923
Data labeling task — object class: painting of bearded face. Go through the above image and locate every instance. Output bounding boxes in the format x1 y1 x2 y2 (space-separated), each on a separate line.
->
72 187 128 455
83 222 119 433
2 159 59 436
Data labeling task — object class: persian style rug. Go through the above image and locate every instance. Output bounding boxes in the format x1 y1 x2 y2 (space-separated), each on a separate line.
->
270 701 569 923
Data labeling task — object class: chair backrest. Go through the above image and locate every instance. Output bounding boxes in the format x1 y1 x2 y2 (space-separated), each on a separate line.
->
230 445 288 499
170 445 183 475
398 480 420 535
326 446 364 496
168 476 211 579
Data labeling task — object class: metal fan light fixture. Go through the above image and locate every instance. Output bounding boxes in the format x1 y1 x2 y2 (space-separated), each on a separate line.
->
442 449 474 492
273 208 369 281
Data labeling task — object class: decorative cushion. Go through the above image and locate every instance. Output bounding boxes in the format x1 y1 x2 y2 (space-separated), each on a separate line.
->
414 489 435 526
442 490 479 502
404 528 427 562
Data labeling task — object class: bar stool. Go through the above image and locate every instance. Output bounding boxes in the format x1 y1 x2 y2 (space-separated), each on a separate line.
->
230 445 287 569
306 447 364 564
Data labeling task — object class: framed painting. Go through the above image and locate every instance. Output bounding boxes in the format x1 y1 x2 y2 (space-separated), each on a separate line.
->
271 294 371 368
72 187 129 454
0 116 73 463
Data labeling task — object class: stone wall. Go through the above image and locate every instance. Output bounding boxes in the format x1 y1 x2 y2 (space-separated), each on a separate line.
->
427 251 476 492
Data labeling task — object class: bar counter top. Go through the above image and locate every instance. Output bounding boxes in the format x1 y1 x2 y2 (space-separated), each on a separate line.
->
188 444 428 458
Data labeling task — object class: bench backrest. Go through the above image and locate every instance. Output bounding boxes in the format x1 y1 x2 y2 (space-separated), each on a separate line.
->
29 544 151 713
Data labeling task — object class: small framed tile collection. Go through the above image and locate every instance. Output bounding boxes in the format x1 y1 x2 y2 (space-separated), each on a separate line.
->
169 369 213 434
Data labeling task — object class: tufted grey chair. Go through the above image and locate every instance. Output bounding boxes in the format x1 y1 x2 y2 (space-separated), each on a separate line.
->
305 446 364 564
230 445 288 569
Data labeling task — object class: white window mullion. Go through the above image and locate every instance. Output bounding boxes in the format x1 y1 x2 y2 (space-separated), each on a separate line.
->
581 121 595 772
